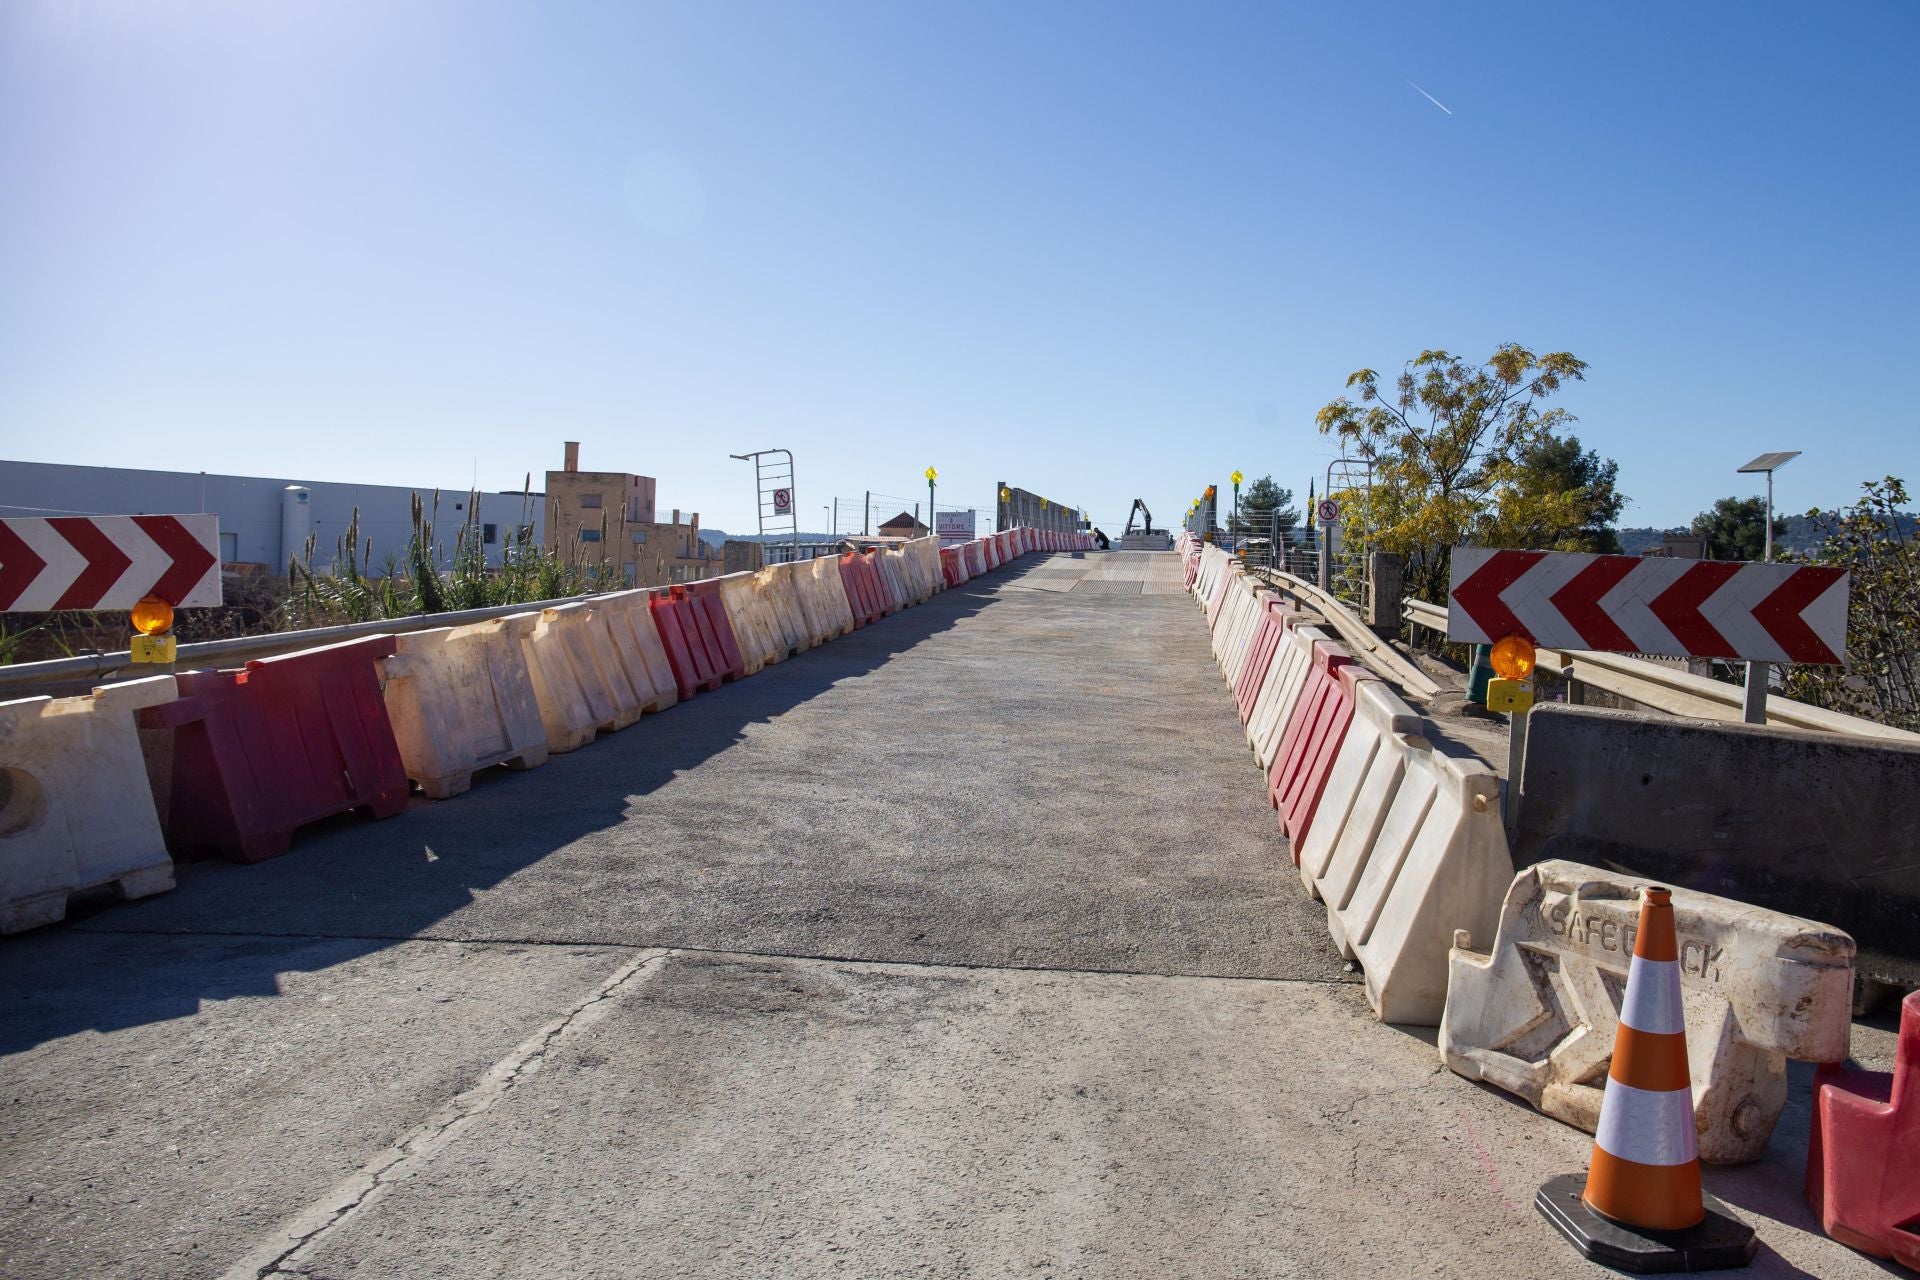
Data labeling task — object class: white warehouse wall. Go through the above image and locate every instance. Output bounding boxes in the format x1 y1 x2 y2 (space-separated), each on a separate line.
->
0 460 545 571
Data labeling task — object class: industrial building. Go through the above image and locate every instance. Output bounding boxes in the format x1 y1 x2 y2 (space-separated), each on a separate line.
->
0 459 543 574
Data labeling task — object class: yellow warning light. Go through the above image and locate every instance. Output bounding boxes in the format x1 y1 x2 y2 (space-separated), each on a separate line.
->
1490 634 1536 681
1040 498 1048 509
130 595 174 636
999 487 1011 503
925 466 938 482
1230 470 1244 486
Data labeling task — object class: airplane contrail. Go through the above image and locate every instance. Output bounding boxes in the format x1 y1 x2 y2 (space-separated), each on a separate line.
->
1407 81 1453 115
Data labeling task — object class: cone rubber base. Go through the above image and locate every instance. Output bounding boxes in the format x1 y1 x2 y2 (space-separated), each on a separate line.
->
1535 1174 1757 1273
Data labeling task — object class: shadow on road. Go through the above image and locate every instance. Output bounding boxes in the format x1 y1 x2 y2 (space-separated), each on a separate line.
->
1 562 1043 1053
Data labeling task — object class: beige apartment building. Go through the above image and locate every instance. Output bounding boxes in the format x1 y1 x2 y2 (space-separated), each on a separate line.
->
543 441 721 585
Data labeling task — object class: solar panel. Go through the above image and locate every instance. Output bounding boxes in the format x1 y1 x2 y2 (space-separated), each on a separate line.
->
1737 450 1801 473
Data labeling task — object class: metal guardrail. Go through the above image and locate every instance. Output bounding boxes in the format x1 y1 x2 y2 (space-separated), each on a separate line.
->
1402 596 1920 743
0 590 608 697
1250 566 1439 702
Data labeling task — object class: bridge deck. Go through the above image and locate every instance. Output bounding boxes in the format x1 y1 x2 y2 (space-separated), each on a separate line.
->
0 552 1885 1279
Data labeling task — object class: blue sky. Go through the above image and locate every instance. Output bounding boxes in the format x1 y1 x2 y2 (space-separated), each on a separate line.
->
3 1 1914 535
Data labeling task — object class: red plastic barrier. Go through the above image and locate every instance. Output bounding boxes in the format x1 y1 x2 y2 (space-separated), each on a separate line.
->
941 545 967 587
1806 989 1920 1269
1267 643 1361 850
965 541 987 577
684 579 747 683
839 552 883 625
1233 601 1291 724
1183 551 1200 590
651 587 723 698
138 636 408 863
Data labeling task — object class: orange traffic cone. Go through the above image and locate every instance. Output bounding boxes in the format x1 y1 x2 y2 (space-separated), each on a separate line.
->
1535 886 1758 1273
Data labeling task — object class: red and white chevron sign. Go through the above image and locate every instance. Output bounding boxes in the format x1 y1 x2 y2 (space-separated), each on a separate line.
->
0 515 222 612
1447 547 1849 665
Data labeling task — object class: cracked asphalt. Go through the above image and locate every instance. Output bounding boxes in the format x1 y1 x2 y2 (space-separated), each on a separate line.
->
0 552 1897 1278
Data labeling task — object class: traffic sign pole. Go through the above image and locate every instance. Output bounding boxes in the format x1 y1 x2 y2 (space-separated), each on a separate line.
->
1316 498 1339 592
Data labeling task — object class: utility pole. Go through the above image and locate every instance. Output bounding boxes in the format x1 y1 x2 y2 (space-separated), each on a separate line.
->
863 490 870 537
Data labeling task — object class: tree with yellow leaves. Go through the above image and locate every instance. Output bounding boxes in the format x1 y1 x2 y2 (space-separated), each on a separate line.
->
1315 344 1623 604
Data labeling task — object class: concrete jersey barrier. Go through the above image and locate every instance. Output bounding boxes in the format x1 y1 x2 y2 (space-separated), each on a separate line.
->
0 676 178 933
381 614 550 799
1514 704 1920 987
1441 859 1856 1163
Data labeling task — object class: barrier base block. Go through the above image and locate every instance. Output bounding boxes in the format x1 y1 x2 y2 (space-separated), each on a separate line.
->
1535 1175 1756 1273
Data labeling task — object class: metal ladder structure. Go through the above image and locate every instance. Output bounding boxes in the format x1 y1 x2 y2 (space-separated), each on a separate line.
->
1323 455 1374 609
730 448 800 562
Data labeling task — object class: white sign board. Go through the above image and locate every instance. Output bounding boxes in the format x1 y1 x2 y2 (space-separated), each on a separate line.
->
771 488 792 514
935 509 976 546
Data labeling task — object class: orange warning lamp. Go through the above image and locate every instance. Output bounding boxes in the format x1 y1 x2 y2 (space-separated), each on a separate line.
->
130 595 174 636
1490 634 1536 681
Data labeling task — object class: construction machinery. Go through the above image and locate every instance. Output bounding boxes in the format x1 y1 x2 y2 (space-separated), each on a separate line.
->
1118 499 1169 550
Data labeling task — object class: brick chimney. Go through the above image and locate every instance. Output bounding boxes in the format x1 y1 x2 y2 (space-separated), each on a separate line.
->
563 441 579 473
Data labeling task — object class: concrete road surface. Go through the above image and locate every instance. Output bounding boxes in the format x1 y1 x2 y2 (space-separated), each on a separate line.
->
1 552 1898 1278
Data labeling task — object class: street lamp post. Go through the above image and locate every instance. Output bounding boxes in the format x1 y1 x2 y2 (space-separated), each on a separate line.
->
1735 450 1801 724
925 467 937 541
1229 470 1243 550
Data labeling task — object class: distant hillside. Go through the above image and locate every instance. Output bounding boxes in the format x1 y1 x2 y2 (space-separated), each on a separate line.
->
1618 510 1916 557
698 529 839 548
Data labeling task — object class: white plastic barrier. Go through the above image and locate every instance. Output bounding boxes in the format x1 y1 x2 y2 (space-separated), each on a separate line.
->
382 615 549 799
0 677 177 933
908 535 943 597
1298 681 1423 897
1239 605 1295 753
519 602 633 753
1212 576 1251 670
1209 574 1250 663
1441 860 1856 1163
1249 624 1330 771
874 550 912 612
1320 724 1511 1025
800 554 856 639
1193 544 1228 607
716 570 785 676
756 563 812 654
1219 581 1269 691
593 590 679 715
